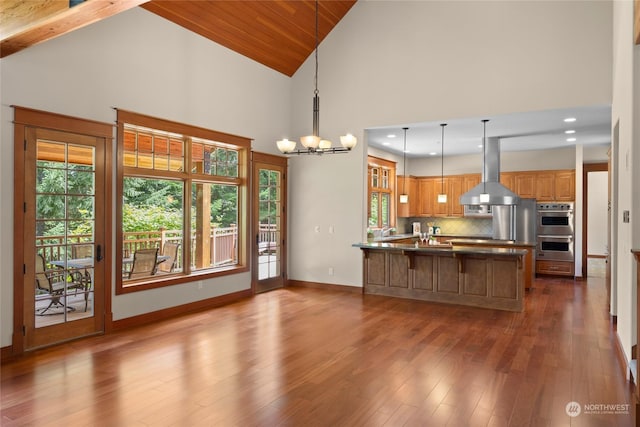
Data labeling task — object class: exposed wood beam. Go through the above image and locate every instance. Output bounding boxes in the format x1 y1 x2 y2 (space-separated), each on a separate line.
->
1 0 150 58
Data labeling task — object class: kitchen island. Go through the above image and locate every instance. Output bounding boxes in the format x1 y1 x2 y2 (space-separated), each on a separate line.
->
353 242 527 312
448 239 535 290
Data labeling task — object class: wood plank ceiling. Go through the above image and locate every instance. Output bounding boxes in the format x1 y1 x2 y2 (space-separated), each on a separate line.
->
0 0 357 77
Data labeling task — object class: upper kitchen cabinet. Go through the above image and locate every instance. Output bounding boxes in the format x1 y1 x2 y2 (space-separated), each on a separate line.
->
553 170 575 201
503 169 575 201
432 176 464 217
399 169 574 218
500 173 516 192
528 169 576 201
464 174 481 191
397 176 418 217
514 172 537 199
535 172 555 201
418 178 436 216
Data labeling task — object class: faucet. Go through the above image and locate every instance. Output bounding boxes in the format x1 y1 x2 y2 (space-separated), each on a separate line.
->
381 226 392 237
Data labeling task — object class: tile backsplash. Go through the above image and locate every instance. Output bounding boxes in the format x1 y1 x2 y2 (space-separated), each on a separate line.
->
397 217 492 236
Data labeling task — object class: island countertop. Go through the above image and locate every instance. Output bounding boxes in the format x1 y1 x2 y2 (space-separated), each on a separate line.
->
353 241 528 257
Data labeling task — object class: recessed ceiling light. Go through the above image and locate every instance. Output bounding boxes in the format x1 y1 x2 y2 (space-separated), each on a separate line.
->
566 137 577 142
565 130 576 134
429 152 437 156
382 142 391 146
478 144 483 148
564 117 577 123
387 134 396 138
404 150 410 153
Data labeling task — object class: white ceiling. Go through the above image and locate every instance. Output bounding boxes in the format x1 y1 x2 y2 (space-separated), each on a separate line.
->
366 104 612 158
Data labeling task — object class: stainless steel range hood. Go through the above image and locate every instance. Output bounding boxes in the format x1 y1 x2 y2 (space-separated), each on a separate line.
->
459 137 520 205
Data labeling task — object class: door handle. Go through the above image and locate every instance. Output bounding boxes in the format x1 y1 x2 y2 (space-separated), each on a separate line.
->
96 244 103 262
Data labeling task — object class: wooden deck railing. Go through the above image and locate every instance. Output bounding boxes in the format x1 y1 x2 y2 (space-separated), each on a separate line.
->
36 225 240 271
36 224 278 271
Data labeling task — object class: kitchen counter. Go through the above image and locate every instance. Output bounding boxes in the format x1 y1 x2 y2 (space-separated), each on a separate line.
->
373 233 492 243
354 242 526 312
354 241 528 257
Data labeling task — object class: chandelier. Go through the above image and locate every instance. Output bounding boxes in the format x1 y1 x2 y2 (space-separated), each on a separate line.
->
276 0 357 155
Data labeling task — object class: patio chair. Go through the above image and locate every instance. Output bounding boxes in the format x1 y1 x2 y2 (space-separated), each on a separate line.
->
128 248 159 279
35 254 84 315
71 244 93 308
157 242 180 273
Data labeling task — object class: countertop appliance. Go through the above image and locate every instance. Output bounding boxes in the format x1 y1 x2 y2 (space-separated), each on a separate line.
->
492 198 537 243
536 202 574 262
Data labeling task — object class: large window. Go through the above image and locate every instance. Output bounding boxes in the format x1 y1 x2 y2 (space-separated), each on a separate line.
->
367 156 396 229
116 110 249 293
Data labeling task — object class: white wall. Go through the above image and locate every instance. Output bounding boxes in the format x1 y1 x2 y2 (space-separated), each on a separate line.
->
287 0 612 288
611 0 637 364
588 171 609 255
0 8 291 347
408 146 579 176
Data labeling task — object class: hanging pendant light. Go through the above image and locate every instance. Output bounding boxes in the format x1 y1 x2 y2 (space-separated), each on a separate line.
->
479 119 491 203
437 123 447 204
276 0 357 155
399 127 409 204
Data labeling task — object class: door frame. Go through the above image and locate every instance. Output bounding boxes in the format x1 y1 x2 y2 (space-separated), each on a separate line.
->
12 106 113 355
581 162 608 278
251 151 287 293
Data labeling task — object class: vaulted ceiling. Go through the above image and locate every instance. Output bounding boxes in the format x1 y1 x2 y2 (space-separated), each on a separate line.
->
0 0 356 77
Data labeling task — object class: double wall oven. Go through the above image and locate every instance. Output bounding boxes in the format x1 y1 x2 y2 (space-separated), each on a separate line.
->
536 202 574 262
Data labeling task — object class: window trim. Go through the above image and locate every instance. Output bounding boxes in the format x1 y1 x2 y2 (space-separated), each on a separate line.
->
115 109 250 295
367 155 397 229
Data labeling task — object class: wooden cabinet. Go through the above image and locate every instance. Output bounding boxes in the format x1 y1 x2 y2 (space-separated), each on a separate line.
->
535 172 555 201
432 176 464 217
449 176 464 216
500 173 515 192
400 169 574 218
463 174 481 191
397 176 418 217
554 170 575 201
418 178 436 216
536 260 574 276
450 240 535 290
514 172 537 198
433 177 448 217
509 170 575 201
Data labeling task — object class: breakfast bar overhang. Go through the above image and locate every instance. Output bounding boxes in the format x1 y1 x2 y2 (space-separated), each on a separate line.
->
353 242 528 312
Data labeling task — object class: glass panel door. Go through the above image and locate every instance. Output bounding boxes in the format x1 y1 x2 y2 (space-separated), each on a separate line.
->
24 128 105 349
252 153 286 293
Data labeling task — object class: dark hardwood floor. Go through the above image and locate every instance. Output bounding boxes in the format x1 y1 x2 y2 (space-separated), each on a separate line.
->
1 272 635 426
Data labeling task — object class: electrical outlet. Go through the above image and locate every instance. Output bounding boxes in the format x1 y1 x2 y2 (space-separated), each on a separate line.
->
623 210 630 223
329 225 334 234
328 267 334 276
197 281 203 289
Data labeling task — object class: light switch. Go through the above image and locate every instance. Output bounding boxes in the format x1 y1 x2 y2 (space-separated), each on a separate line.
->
329 225 334 234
